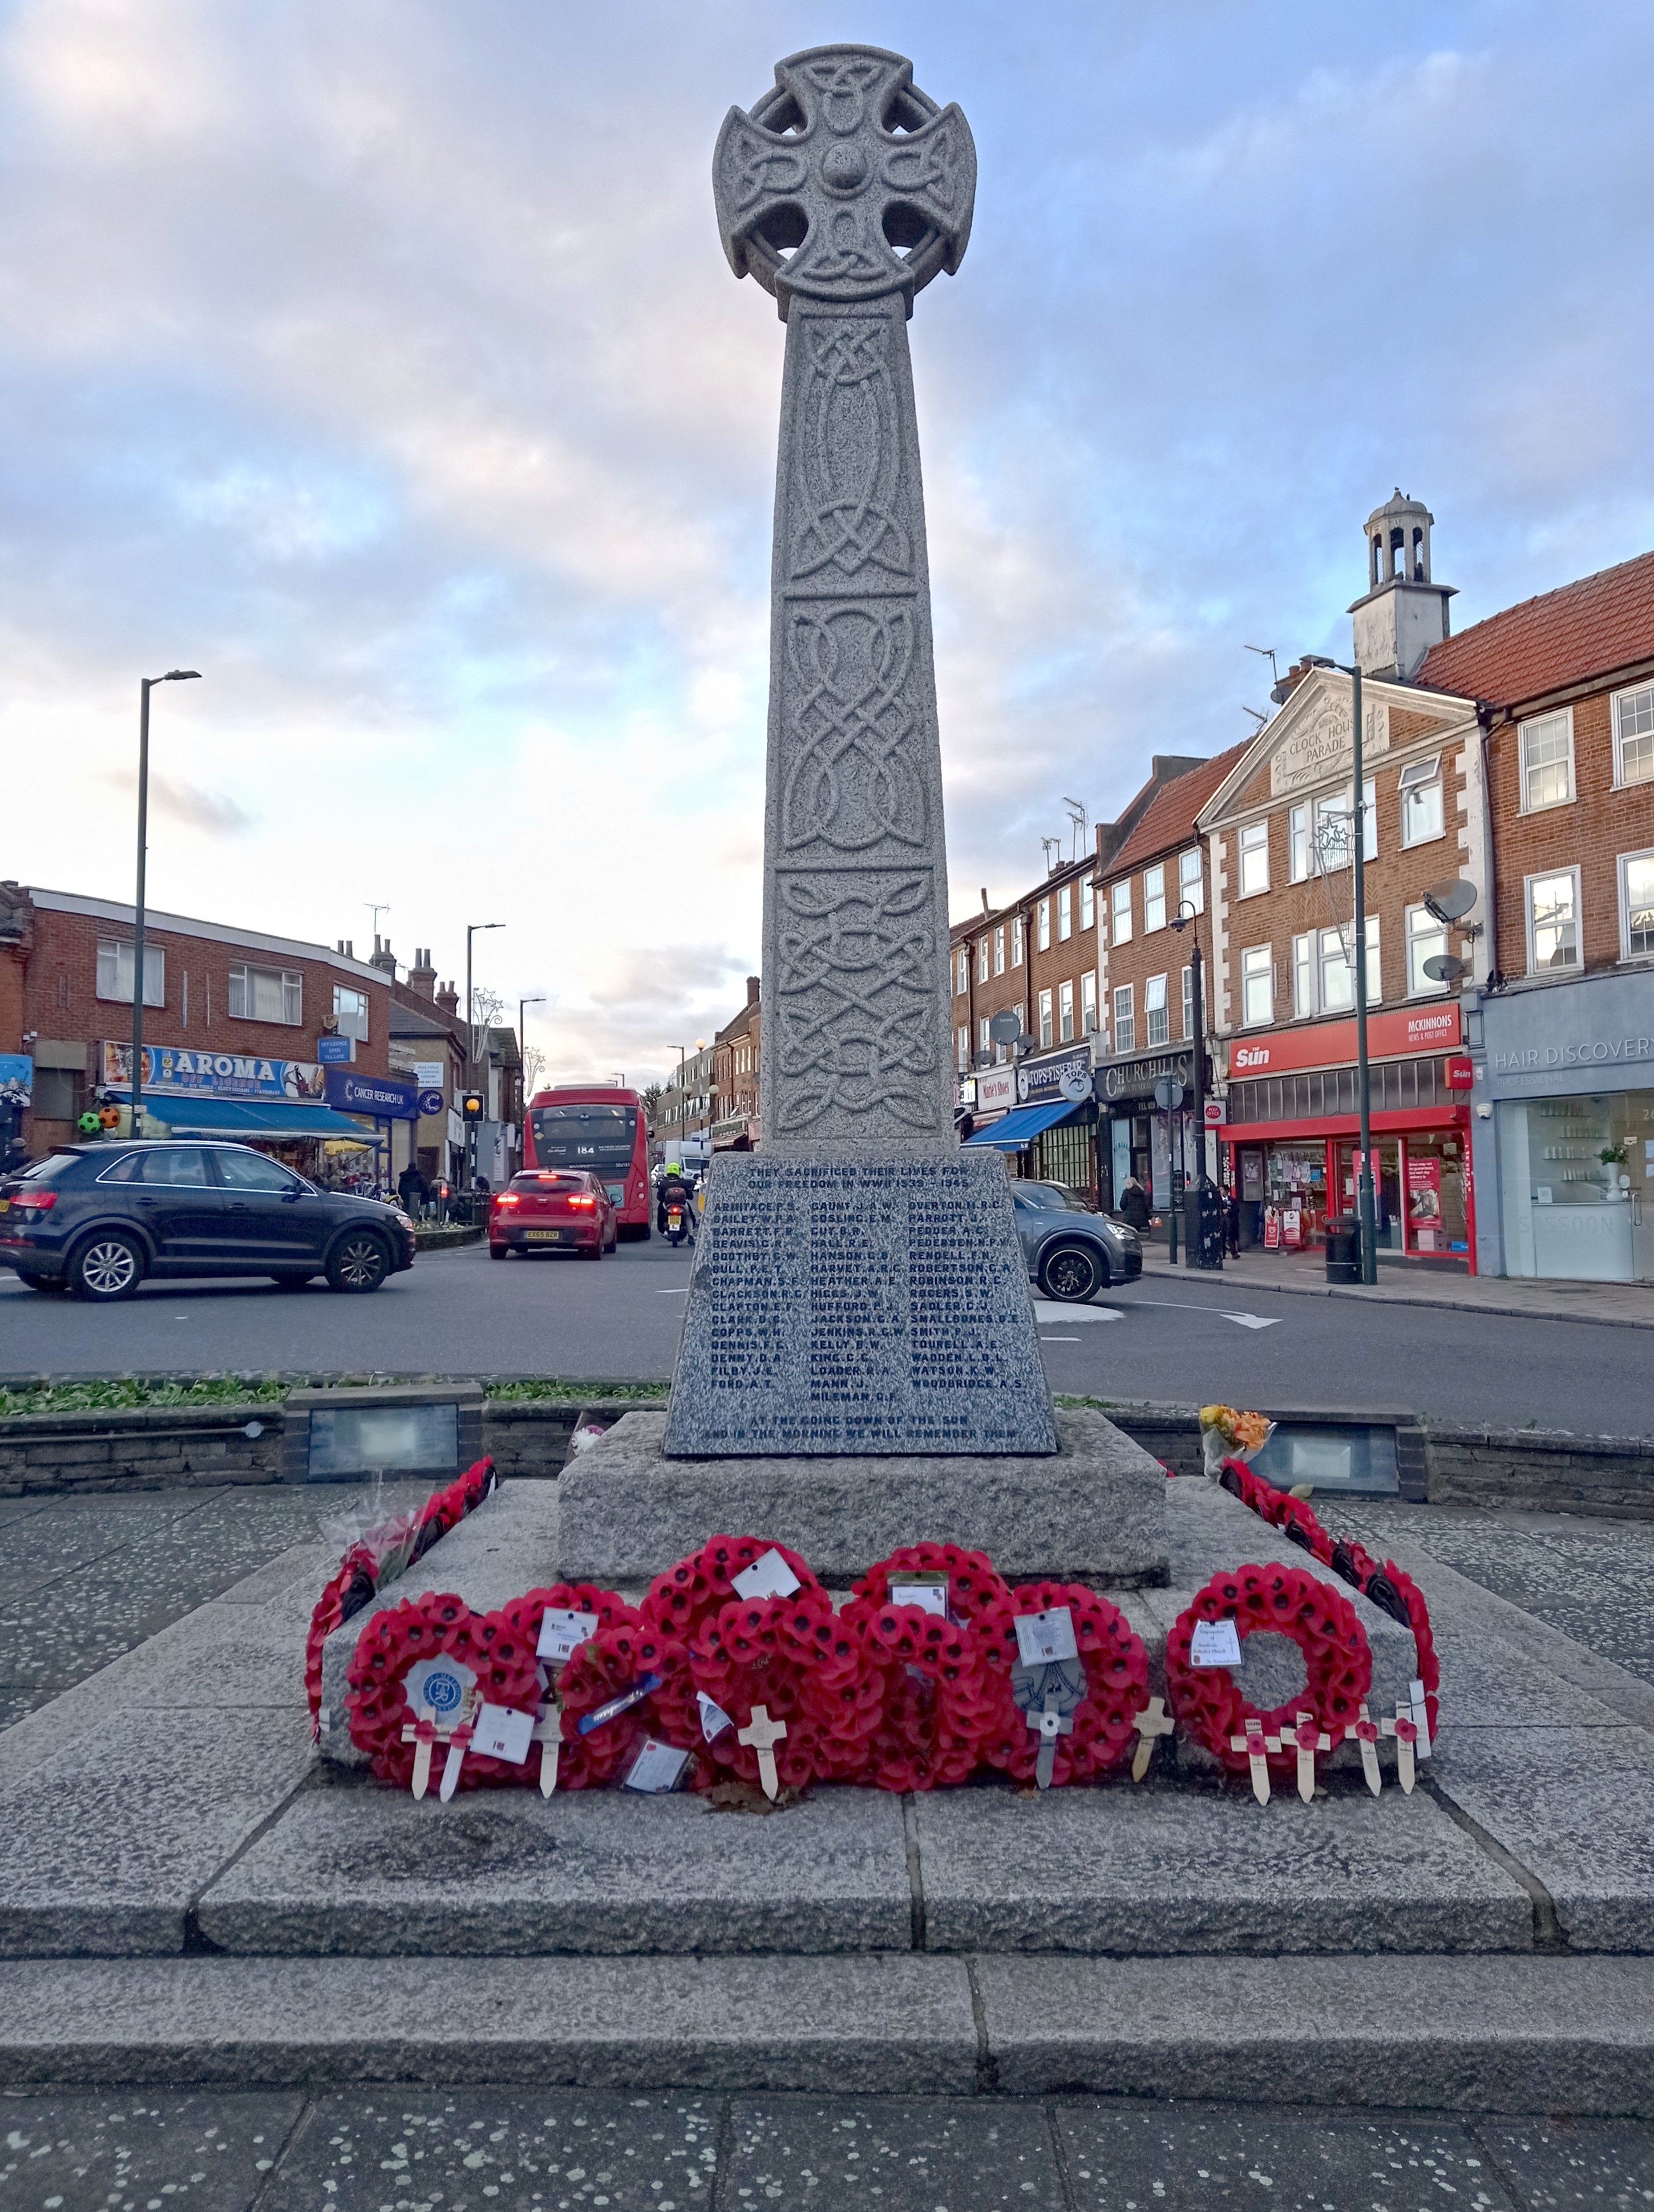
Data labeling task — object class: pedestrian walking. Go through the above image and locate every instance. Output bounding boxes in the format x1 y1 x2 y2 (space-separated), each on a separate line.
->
1117 1174 1152 1233
398 1161 428 1218
1223 1188 1241 1259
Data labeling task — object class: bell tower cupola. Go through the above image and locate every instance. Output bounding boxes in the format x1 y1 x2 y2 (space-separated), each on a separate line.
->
1349 489 1456 681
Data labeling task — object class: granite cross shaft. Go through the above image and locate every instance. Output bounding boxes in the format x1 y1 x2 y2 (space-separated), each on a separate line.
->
665 45 1056 1458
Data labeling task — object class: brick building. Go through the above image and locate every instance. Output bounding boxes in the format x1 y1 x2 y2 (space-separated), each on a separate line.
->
711 977 762 1150
0 886 418 1179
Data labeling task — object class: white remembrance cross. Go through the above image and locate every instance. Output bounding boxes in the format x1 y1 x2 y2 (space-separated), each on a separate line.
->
1229 1715 1282 1806
1382 1703 1421 1793
1026 1692 1074 1790
738 1703 788 1801
1344 1701 1383 1797
1287 1709 1331 1803
1131 1696 1175 1783
532 1697 563 1798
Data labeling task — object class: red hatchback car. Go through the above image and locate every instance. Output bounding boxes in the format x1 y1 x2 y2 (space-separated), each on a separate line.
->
490 1169 617 1261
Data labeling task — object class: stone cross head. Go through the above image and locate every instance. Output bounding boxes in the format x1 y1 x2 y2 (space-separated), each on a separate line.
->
714 44 976 317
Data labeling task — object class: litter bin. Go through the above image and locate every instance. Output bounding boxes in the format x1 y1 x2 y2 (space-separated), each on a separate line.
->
1325 1216 1360 1285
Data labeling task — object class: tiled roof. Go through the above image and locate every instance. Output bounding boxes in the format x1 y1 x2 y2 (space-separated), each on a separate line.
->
1103 742 1249 879
1418 547 1654 709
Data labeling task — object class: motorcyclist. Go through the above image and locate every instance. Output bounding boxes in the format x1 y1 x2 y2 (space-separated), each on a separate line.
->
657 1160 696 1240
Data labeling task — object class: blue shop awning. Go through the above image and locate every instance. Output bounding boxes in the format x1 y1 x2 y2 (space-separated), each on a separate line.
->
110 1095 383 1145
964 1101 1078 1152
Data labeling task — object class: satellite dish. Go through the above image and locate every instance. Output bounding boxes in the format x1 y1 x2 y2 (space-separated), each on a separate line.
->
1016 1030 1038 1050
1423 879 1477 925
988 1009 1022 1044
971 1050 994 1069
1422 953 1469 985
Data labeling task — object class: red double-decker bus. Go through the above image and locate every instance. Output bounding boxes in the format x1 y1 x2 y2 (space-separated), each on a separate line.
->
524 1086 652 1237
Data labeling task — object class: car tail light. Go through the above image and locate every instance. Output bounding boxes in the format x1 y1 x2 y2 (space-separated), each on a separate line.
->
11 1191 56 1212
568 1195 596 1211
494 1193 519 1209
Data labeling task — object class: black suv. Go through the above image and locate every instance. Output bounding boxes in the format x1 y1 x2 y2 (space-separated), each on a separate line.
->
0 1143 417 1300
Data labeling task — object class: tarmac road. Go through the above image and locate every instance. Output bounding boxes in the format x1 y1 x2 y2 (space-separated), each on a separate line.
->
1 1232 1649 1434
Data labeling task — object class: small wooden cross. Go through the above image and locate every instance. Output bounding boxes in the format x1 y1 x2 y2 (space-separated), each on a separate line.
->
1345 1701 1383 1797
1025 1692 1074 1790
1228 1714 1280 1805
1408 1676 1433 1761
738 1702 788 1801
531 1698 563 1798
400 1706 475 1802
1382 1703 1420 1793
1131 1696 1175 1783
1288 1710 1331 1803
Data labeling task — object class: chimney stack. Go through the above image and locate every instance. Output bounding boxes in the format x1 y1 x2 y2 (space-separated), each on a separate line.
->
407 945 438 1000
370 936 397 978
746 975 761 1006
436 980 460 1017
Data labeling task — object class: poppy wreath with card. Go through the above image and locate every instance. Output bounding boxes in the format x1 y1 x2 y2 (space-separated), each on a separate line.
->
849 1601 998 1792
688 1587 866 1790
1214 1457 1440 1742
640 1535 823 1645
555 1615 694 1791
1165 1564 1372 1777
842 1542 1012 1637
345 1591 536 1790
971 1581 1152 1788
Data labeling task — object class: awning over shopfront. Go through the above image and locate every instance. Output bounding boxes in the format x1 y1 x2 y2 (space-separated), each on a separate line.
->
108 1095 382 1145
964 1101 1076 1152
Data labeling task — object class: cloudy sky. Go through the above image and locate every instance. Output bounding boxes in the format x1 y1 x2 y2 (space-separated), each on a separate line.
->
3 0 1650 1086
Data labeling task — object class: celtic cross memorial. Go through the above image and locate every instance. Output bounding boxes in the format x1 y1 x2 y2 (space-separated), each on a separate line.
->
664 45 1057 1458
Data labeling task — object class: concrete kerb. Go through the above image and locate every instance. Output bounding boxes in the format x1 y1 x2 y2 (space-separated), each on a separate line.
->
1136 1255 1654 1332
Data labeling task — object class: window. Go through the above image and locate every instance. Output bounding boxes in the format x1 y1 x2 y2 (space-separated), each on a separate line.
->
96 939 164 1007
1081 970 1098 1034
137 1147 211 1187
1179 846 1203 915
1525 871 1579 974
1241 945 1272 1026
1365 915 1382 1003
975 937 988 985
1622 851 1654 958
978 1016 991 1057
1011 916 1024 966
1615 686 1654 787
1318 928 1353 1013
1180 964 1194 1040
1113 984 1135 1054
1145 973 1169 1047
1520 709 1574 811
1399 755 1444 847
993 925 1006 974
1080 876 1095 931
1406 903 1449 994
1037 899 1051 953
1110 881 1132 945
956 1025 969 1071
1289 806 1311 883
1057 884 1072 941
1297 920 1381 1013
217 1150 302 1194
955 947 968 996
1038 988 1054 1048
332 984 370 1044
1292 932 1314 1018
1238 820 1269 896
1143 863 1166 932
1058 979 1074 1042
229 963 302 1025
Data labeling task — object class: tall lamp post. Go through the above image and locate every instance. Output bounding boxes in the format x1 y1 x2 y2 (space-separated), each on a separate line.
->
1170 896 1221 1269
1332 662 1378 1285
464 923 504 1189
518 995 545 1168
128 670 201 1139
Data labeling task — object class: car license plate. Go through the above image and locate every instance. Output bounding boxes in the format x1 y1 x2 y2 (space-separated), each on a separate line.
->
0 1200 9 1214
525 1230 565 1243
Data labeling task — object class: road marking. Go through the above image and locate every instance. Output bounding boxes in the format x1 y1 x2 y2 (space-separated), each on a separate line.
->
1032 1301 1121 1324
654 1287 690 1296
1134 1299 1282 1329
1041 1335 1081 1342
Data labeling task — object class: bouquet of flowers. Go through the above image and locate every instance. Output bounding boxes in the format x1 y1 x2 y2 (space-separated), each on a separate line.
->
1198 1402 1273 1477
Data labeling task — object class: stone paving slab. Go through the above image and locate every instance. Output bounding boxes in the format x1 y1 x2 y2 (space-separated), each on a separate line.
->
912 1782 1531 1955
0 2089 306 2210
1053 2098 1518 2210
1430 1725 1654 1952
723 2095 1062 2208
197 1781 914 1955
1474 2112 1654 2206
0 1705 313 1956
976 1954 1654 2113
0 1953 980 2093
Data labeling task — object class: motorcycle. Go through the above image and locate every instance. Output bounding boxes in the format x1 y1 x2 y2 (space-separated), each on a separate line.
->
665 1203 690 1248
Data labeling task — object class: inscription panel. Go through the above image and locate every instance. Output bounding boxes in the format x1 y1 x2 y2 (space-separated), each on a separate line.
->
665 1153 1057 1458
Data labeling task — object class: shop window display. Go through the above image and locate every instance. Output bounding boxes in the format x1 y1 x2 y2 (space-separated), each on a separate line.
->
1498 1093 1654 1283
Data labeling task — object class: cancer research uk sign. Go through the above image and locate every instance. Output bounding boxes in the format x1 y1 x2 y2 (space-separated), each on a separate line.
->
100 1044 327 1100
326 1069 420 1122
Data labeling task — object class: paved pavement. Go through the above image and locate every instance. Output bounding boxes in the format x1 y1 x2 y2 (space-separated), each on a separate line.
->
1 2085 1649 2207
5 1237 1653 1435
1139 1242 1654 1329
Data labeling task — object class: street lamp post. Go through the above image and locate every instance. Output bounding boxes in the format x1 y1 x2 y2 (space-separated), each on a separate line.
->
1170 897 1220 1269
464 922 504 1190
128 671 201 1139
670 1046 688 1148
518 996 545 1170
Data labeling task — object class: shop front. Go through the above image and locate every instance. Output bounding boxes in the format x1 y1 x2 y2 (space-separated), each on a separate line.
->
964 1044 1098 1195
99 1044 386 1183
1220 1004 1473 1267
1097 1045 1196 1231
1471 969 1654 1283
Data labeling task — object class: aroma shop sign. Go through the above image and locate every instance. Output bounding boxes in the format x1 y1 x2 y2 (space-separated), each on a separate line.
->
99 1043 326 1099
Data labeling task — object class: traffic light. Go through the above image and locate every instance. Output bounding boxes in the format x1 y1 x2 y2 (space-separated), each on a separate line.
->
461 1092 485 1122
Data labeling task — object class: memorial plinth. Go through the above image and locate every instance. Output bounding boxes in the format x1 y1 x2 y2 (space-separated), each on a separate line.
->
560 1405 1167 1585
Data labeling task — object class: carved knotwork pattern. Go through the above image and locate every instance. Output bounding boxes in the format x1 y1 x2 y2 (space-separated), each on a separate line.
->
774 872 940 1130
782 608 926 854
790 320 911 585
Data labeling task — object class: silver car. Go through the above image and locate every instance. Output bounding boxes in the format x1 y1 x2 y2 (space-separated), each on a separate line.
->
1010 1180 1143 1303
